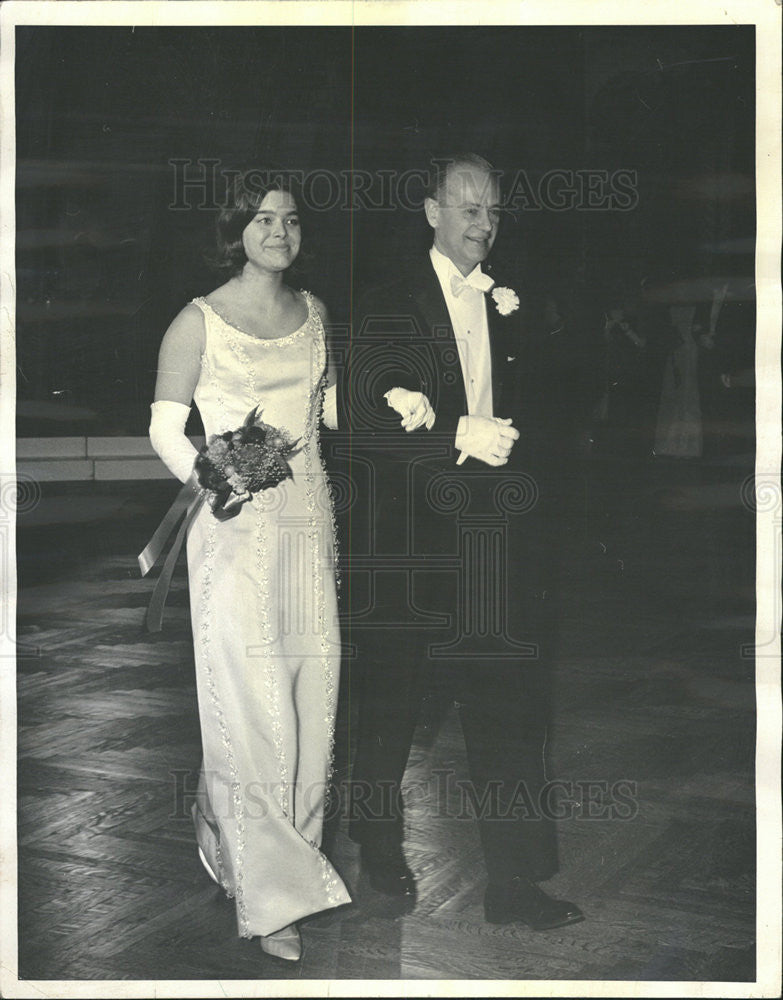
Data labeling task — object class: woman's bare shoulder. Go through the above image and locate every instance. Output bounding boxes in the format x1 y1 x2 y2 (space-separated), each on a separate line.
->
160 300 207 353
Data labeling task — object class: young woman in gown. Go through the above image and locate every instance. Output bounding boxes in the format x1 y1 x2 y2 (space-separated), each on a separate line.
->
149 175 350 960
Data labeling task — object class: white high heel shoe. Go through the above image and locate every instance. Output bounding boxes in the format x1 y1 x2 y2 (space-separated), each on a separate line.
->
198 846 220 885
196 835 301 960
198 846 301 960
259 923 302 962
192 798 222 888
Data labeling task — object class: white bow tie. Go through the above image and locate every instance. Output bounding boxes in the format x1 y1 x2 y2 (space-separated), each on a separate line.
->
450 271 495 298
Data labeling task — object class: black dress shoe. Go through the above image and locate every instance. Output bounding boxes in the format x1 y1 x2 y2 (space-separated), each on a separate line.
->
484 877 584 930
360 842 417 897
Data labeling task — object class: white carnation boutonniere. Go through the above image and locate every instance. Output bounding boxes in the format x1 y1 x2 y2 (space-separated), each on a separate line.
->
491 286 519 316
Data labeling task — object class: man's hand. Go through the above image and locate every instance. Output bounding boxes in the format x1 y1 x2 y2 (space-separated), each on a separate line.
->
384 387 436 431
455 415 520 466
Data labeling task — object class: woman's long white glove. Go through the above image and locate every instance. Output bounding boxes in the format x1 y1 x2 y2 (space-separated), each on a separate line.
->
149 400 199 484
322 382 338 430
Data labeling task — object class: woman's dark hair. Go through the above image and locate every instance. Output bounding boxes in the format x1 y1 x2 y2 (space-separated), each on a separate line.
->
209 170 301 277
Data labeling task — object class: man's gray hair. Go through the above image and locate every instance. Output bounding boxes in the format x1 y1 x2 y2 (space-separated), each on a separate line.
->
426 153 500 202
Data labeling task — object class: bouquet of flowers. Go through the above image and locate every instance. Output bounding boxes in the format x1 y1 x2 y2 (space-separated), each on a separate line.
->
195 405 301 519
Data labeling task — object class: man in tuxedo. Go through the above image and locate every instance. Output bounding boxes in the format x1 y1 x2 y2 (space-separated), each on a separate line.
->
342 154 582 930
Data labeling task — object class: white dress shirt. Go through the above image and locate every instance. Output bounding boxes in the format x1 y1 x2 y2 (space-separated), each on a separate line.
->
429 246 494 419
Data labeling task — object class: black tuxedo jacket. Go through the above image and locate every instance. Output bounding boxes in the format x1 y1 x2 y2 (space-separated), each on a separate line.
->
341 256 562 468
340 255 568 625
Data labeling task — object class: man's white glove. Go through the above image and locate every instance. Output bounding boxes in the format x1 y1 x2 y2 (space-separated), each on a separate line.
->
384 387 435 431
322 382 338 430
455 415 519 466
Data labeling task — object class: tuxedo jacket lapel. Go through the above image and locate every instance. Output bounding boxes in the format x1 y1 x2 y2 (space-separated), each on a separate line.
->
412 256 512 419
412 259 453 343
486 290 509 413
412 260 468 419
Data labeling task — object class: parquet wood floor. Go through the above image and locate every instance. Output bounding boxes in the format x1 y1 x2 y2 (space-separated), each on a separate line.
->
14 456 757 984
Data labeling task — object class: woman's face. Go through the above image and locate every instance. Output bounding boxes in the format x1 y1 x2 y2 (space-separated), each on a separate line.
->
241 190 301 274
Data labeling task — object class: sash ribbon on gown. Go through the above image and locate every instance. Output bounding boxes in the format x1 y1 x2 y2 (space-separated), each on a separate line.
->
138 483 205 632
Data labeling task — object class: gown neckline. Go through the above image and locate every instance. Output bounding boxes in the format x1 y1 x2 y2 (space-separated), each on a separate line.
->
196 291 313 345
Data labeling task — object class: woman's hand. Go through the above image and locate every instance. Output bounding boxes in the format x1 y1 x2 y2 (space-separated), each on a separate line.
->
384 387 436 431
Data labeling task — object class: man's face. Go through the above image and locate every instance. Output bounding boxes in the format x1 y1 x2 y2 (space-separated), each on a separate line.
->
425 163 501 276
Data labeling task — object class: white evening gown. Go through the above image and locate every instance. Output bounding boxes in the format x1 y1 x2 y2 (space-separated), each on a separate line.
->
186 290 350 938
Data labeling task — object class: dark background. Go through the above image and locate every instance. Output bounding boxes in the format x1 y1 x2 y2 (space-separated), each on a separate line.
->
15 25 755 436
